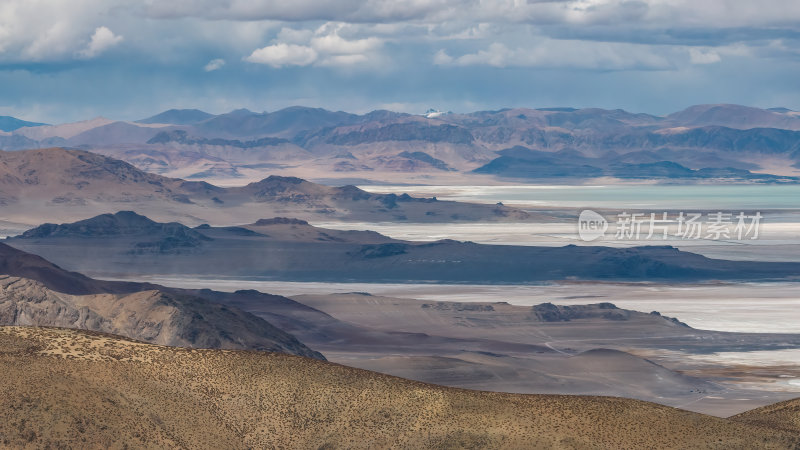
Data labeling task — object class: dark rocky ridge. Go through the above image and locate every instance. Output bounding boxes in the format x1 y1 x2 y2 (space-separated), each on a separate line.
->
148 129 289 147
530 302 688 325
21 211 211 254
8 212 800 283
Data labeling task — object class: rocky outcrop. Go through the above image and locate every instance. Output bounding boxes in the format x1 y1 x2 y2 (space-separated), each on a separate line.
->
0 275 324 359
530 302 633 322
529 302 689 326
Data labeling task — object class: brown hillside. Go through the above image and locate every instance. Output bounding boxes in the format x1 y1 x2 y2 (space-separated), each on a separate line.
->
0 327 797 449
732 398 800 434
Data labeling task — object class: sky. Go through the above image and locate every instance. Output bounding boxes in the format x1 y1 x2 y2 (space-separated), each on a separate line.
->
0 0 799 123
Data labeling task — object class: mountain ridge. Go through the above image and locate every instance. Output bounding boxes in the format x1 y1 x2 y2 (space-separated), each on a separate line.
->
3 104 800 181
137 108 216 125
0 147 529 224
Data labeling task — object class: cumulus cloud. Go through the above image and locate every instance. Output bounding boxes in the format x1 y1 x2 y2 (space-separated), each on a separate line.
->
311 33 381 55
77 26 123 59
245 23 384 68
245 43 319 67
433 49 454 65
204 58 226 71
0 0 110 61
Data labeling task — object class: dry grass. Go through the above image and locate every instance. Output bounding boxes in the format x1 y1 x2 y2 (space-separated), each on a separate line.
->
733 398 800 434
1 326 798 449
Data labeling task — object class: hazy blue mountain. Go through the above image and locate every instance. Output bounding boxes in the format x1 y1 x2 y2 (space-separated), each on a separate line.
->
0 134 41 150
137 109 216 125
0 116 46 132
543 108 662 130
66 121 162 146
147 129 289 147
195 106 360 138
474 146 799 182
359 109 410 122
665 104 800 130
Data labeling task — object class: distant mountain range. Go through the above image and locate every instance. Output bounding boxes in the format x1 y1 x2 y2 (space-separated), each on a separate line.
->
1 104 798 182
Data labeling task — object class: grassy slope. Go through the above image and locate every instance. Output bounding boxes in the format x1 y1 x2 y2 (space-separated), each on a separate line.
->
0 326 797 449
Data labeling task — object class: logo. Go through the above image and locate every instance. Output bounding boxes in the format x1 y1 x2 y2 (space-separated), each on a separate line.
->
578 210 608 241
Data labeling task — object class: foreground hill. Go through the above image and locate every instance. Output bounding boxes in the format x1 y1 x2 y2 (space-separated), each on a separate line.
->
733 398 800 434
0 148 527 225
8 211 800 283
1 327 797 449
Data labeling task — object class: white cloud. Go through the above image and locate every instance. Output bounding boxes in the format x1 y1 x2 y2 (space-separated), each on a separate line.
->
246 23 384 68
310 33 381 55
204 58 226 71
689 48 721 64
77 26 123 59
22 21 80 60
245 43 318 67
433 49 454 65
